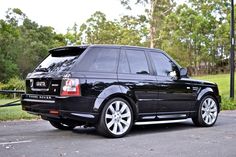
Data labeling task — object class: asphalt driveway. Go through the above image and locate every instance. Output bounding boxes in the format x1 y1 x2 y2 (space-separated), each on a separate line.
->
0 110 236 157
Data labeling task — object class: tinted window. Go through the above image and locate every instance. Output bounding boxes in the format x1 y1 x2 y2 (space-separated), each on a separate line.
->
126 50 149 75
150 52 173 76
78 48 119 73
35 49 85 73
118 51 130 74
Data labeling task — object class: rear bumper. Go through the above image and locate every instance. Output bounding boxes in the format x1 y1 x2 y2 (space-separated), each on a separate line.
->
21 94 99 123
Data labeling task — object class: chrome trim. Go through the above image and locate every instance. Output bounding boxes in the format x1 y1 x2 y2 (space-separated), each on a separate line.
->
138 99 160 101
135 119 187 125
141 116 156 120
157 114 187 119
31 88 49 92
51 84 59 87
23 99 55 103
71 113 95 119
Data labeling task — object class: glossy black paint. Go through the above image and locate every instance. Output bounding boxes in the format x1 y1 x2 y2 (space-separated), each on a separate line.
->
21 45 221 125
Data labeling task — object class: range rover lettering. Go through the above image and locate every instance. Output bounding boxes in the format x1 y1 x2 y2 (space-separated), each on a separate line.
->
21 45 221 138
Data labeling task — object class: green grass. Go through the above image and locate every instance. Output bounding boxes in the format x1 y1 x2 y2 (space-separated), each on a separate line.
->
194 73 236 110
0 99 39 121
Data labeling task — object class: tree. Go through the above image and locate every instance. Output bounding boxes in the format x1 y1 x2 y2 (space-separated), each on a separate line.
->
120 0 175 48
80 11 147 46
0 8 67 81
65 23 81 45
159 1 232 74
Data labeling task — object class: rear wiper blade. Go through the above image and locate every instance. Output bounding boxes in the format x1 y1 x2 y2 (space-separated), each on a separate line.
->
35 68 48 72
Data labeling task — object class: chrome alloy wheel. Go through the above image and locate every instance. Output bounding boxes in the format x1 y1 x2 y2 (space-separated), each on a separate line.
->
105 100 132 136
201 97 218 125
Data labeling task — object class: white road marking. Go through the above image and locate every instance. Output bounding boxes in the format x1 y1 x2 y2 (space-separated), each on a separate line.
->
0 140 32 145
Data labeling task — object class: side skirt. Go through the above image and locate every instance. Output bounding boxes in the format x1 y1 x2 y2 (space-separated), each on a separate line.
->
137 111 196 121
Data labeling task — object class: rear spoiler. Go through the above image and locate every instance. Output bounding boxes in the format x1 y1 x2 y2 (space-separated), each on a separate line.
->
49 46 89 56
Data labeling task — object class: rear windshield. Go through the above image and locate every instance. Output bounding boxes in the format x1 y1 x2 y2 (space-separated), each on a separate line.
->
34 47 86 73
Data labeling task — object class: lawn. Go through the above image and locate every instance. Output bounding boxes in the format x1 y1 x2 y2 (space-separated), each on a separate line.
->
194 73 236 110
0 99 39 121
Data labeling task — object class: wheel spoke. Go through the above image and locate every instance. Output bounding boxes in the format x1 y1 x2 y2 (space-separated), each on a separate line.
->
121 112 130 118
205 114 209 123
208 115 212 123
109 105 115 114
120 104 127 113
107 119 115 128
120 119 128 126
115 101 120 111
210 112 216 121
208 99 212 107
202 112 207 119
118 122 124 133
202 107 207 112
205 99 209 107
210 101 215 108
210 107 217 112
112 122 118 133
106 114 113 119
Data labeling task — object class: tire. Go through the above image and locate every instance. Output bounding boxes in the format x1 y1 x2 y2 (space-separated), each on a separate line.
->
97 98 134 138
192 95 219 127
49 121 76 130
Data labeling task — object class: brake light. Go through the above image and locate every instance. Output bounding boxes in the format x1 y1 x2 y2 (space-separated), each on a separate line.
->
60 78 81 96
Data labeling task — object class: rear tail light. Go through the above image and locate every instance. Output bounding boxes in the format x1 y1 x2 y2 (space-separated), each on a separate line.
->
60 78 81 96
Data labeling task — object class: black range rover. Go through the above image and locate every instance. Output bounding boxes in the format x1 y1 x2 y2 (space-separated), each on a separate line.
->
21 45 221 138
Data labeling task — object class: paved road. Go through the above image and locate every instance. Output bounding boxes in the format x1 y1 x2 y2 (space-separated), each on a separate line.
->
0 111 236 157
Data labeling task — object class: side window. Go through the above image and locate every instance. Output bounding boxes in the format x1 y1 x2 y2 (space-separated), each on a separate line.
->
78 48 119 73
126 49 150 75
118 51 130 74
150 52 174 77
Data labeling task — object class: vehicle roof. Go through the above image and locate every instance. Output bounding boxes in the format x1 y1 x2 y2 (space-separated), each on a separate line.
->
48 44 181 68
49 44 164 53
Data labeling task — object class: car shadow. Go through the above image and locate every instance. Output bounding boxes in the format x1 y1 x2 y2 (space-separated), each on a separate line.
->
130 121 195 136
70 120 197 138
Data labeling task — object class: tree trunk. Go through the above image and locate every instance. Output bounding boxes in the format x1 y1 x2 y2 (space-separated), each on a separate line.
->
149 0 157 48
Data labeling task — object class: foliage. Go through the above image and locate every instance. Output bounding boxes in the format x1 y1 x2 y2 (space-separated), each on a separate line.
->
120 0 176 48
0 77 25 90
0 8 66 82
80 11 148 46
120 0 232 75
0 77 24 98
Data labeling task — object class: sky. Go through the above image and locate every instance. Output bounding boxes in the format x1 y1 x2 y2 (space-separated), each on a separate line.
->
0 0 186 34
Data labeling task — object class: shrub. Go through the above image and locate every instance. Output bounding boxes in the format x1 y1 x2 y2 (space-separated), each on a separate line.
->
221 96 236 110
0 77 25 98
1 77 25 90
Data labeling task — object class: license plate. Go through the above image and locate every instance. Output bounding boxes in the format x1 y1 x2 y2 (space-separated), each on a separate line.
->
35 81 47 87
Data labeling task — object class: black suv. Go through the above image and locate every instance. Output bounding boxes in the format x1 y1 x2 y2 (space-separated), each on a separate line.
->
21 45 221 137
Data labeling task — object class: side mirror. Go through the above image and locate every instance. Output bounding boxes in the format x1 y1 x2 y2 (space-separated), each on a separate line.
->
179 68 188 78
169 71 177 80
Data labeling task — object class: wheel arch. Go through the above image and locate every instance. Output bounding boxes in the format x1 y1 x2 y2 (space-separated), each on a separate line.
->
93 85 139 121
196 87 220 112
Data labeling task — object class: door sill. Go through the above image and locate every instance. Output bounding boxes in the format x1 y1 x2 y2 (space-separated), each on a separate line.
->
135 119 187 125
